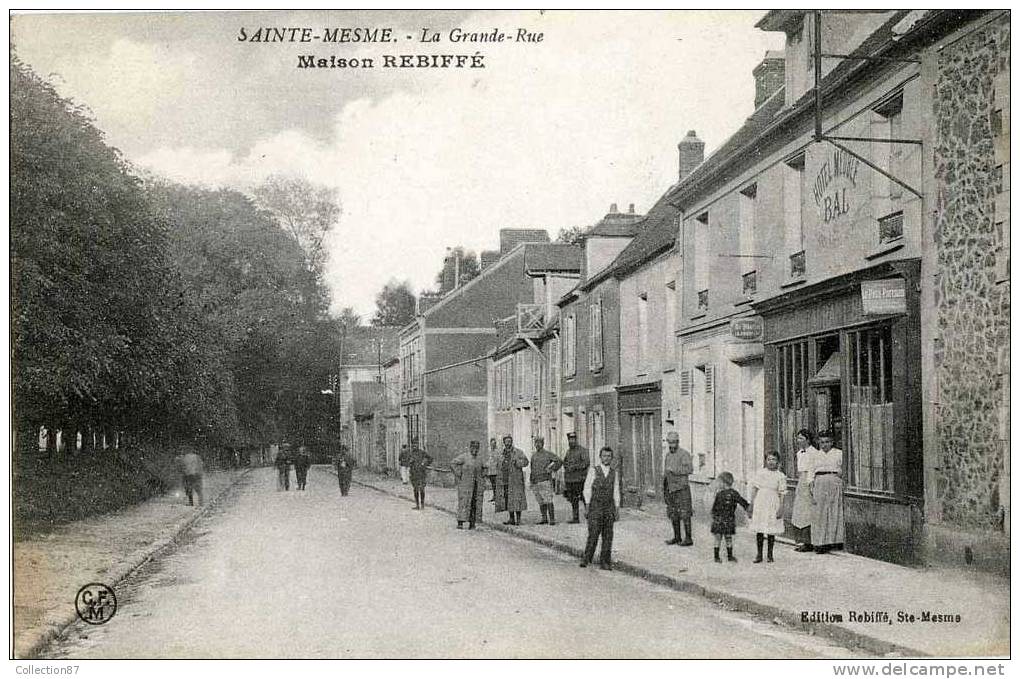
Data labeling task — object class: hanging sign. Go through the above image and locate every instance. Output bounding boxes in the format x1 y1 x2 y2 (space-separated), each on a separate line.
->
861 279 907 315
730 316 763 341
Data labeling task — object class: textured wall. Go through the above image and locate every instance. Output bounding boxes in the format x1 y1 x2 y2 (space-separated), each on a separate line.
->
931 14 1010 531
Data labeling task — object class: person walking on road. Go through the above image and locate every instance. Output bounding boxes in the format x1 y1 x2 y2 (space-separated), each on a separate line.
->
177 451 205 506
407 437 433 510
791 429 820 552
529 436 562 525
561 432 589 524
810 431 845 554
398 444 411 485
335 445 354 496
663 431 695 546
496 435 529 526
710 471 751 563
451 440 488 529
294 445 312 491
579 446 620 570
748 451 787 563
275 444 292 491
485 438 501 504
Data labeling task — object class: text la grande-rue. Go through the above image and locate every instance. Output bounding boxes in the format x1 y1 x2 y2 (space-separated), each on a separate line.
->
236 26 543 44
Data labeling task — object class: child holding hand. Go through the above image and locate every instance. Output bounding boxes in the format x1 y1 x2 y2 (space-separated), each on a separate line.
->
748 451 788 563
710 471 750 563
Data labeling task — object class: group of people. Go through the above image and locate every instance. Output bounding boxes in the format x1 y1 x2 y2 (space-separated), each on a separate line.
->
273 444 313 491
405 425 846 571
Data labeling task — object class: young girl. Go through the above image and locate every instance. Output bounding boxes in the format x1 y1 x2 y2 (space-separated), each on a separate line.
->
748 451 788 563
710 471 750 563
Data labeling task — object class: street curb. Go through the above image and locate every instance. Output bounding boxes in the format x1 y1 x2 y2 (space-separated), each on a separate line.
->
349 473 926 658
16 469 252 660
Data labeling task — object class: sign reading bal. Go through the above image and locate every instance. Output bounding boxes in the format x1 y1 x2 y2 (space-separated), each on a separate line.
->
861 279 907 315
813 148 861 223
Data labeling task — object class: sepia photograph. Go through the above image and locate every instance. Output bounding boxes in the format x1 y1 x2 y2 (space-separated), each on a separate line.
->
8 7 1012 665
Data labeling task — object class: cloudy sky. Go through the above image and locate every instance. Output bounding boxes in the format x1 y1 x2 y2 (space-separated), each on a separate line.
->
12 10 782 317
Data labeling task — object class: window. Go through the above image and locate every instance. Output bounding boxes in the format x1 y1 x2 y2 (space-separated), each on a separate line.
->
872 92 905 226
784 155 805 277
743 271 758 296
589 298 604 371
637 293 649 369
694 212 710 312
665 282 677 364
775 339 811 478
563 313 576 377
587 410 606 454
846 324 895 493
549 338 560 397
739 183 757 284
879 212 904 244
692 364 716 473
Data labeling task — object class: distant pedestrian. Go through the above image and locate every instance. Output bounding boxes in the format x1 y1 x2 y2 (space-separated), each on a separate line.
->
294 445 312 491
791 429 820 552
407 437 433 510
275 444 292 491
810 431 845 554
529 436 562 525
335 445 354 496
663 431 694 546
451 440 487 529
177 451 205 506
398 444 411 485
710 471 750 563
579 446 620 570
561 432 589 524
748 451 787 563
484 438 501 504
496 435 529 526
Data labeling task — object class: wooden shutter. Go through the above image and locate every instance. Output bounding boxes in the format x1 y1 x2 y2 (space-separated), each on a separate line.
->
704 364 716 475
680 369 692 396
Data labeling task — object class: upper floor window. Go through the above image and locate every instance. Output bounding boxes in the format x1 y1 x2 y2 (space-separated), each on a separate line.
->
549 338 560 396
694 212 710 312
739 183 758 296
637 293 649 369
664 282 677 364
589 298 604 371
784 154 806 279
872 92 905 234
563 313 576 377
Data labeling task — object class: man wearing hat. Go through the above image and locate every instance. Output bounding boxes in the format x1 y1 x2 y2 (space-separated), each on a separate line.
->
663 431 694 546
451 440 488 529
496 434 529 525
529 436 562 525
561 431 590 524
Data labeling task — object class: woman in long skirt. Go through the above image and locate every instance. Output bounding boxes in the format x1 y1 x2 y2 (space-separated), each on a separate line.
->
791 428 820 552
810 430 845 553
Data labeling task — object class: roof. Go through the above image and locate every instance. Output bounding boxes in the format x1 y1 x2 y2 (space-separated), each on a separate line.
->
341 326 400 365
586 208 644 237
607 194 679 278
523 242 582 274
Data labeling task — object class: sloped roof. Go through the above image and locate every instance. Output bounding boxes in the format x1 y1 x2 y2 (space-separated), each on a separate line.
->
608 194 679 278
342 326 400 365
524 242 582 273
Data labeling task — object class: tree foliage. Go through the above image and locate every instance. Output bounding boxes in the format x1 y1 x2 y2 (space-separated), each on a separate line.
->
336 306 362 332
432 246 480 290
251 174 341 275
372 280 417 327
555 226 586 245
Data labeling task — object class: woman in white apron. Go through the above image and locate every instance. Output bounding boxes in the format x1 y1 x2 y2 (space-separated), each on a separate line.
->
791 429 819 552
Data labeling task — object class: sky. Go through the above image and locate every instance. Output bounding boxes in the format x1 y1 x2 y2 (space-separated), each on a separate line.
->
11 10 783 318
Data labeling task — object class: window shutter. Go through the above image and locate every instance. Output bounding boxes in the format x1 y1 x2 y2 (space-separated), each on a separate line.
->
680 370 692 396
705 364 716 474
705 365 714 393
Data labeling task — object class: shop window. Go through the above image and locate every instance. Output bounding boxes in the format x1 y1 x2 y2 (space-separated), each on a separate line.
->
775 340 811 477
846 324 895 493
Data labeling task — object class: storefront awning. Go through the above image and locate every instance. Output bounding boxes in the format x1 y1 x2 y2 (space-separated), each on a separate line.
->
807 352 842 387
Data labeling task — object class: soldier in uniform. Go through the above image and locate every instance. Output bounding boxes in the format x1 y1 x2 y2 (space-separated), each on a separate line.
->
451 440 488 529
407 436 433 510
561 432 590 523
663 431 694 546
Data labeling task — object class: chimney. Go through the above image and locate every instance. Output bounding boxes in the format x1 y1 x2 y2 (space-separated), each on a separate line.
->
440 249 457 294
479 250 500 270
628 203 635 214
753 50 785 109
678 130 705 181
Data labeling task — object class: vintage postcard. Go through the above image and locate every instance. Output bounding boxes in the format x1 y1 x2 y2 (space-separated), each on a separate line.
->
8 8 1011 664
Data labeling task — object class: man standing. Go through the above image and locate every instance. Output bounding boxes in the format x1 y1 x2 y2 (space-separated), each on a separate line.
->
451 440 487 529
529 436 562 525
580 446 620 570
663 431 694 546
484 438 501 504
275 444 292 491
178 451 204 507
497 435 529 526
407 436 433 510
294 445 312 491
335 445 354 496
398 444 411 485
561 432 590 524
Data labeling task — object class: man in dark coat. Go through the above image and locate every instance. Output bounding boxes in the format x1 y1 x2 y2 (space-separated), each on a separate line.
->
334 445 354 496
451 440 487 529
529 436 562 525
407 437 433 510
398 444 411 484
496 434 529 525
663 431 694 546
294 445 312 490
561 432 590 523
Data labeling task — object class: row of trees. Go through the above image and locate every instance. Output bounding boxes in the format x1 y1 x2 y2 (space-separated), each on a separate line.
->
11 54 342 456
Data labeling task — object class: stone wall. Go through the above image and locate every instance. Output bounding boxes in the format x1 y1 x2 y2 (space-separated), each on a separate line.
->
931 13 1010 532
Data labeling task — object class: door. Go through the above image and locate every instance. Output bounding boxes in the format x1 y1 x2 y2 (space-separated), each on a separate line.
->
631 412 657 497
741 400 757 491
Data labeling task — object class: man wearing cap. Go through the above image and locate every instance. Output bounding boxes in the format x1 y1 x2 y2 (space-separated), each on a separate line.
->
496 434 529 525
561 432 590 524
529 436 562 525
407 436 433 510
451 440 488 529
484 438 501 504
663 431 694 546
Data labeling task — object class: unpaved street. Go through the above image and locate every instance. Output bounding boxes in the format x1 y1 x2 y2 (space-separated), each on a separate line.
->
47 467 859 659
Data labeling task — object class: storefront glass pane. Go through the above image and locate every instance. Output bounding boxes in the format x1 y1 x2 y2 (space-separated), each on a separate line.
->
846 324 895 493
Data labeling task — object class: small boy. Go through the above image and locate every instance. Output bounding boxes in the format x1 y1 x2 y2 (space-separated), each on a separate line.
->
710 471 750 563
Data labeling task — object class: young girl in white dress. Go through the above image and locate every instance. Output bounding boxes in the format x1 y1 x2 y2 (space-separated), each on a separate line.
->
748 451 788 563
